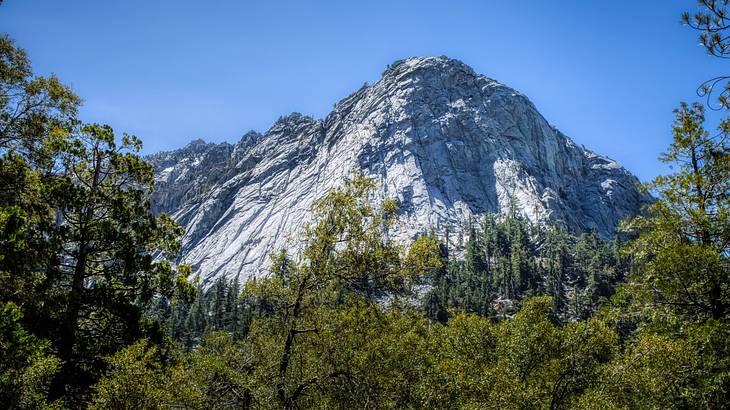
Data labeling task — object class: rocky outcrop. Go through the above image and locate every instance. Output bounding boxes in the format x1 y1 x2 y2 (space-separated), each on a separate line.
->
149 56 649 285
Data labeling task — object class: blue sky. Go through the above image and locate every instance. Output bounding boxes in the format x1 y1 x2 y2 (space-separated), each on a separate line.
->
0 1 723 181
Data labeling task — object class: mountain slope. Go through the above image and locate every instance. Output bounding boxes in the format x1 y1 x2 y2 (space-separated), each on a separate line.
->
149 56 649 284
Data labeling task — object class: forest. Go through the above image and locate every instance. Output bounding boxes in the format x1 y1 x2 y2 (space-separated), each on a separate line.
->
1 2 729 409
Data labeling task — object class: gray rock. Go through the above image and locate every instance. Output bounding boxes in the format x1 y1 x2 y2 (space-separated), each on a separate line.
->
149 56 650 285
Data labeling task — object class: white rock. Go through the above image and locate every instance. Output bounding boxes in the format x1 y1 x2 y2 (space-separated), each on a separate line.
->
148 56 650 286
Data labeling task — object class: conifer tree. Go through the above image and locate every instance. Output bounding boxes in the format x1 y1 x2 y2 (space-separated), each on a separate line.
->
623 102 729 322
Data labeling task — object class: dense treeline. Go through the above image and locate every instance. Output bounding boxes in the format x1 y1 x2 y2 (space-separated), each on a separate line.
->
160 215 625 349
2 1 730 408
151 276 252 350
424 215 625 323
96 102 730 408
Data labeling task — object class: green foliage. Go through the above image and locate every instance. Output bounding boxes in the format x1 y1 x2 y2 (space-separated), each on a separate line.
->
91 334 255 409
90 155 725 409
418 312 496 407
0 34 80 164
683 0 730 109
152 275 253 349
620 102 730 325
0 35 190 406
89 340 170 410
94 178 635 409
122 177 433 407
609 101 730 408
101 147 724 409
97 295 625 409
240 174 441 408
0 302 61 409
425 214 624 322
578 334 703 409
41 123 191 403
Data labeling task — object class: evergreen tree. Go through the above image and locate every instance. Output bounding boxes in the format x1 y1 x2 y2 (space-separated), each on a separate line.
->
542 226 570 312
623 102 729 323
612 102 730 407
683 0 730 109
47 124 190 402
0 35 193 404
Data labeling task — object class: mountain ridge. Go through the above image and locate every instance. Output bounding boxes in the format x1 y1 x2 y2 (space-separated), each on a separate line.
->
149 56 649 284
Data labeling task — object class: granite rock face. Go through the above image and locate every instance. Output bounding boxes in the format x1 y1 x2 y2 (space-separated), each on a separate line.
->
149 56 649 285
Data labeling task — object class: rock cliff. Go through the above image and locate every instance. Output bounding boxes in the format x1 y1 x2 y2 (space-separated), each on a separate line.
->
149 56 648 284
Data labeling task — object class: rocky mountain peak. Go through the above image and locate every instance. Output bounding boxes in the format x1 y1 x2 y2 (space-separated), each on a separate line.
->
238 130 262 143
382 56 478 81
270 112 319 135
149 56 650 285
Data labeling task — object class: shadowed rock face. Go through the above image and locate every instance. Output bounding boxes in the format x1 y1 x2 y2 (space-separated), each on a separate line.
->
148 56 650 285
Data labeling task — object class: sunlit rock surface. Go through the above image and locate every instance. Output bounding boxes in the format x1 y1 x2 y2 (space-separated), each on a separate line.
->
149 56 649 285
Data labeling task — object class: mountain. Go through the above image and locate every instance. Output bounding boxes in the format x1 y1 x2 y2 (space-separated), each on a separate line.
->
148 56 649 285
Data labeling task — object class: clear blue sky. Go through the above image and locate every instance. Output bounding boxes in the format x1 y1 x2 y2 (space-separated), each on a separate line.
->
0 1 723 181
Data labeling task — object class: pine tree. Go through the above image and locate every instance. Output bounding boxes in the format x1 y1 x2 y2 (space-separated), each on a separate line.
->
225 275 241 334
543 227 569 312
624 102 730 322
45 124 190 402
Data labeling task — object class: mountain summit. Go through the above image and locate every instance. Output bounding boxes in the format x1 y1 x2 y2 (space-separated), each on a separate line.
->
149 56 649 284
